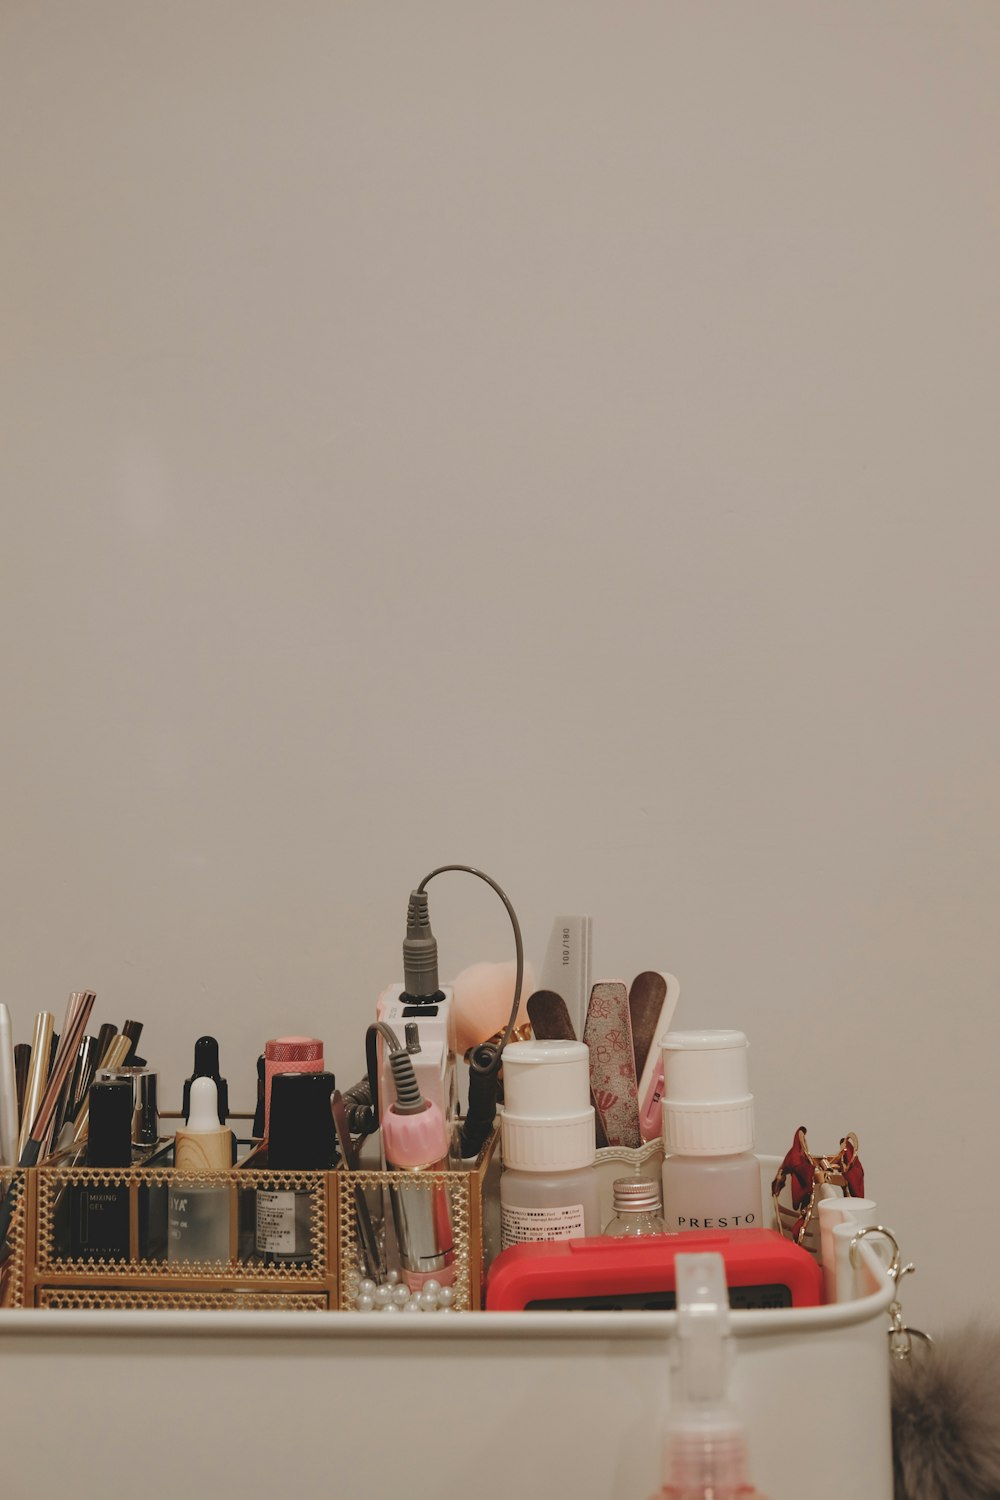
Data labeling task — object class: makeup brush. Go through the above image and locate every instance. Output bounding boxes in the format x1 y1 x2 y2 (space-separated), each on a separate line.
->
23 992 95 1165
60 1035 97 1132
17 1012 54 1159
52 1028 96 1140
94 1023 118 1063
0 992 95 1254
121 1019 143 1065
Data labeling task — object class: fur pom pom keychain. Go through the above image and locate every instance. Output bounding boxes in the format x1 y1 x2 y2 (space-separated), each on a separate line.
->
847 1224 1000 1500
893 1325 1000 1500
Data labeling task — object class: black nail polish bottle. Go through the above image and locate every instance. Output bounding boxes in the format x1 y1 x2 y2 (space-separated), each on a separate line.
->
256 1071 337 1267
70 1078 132 1261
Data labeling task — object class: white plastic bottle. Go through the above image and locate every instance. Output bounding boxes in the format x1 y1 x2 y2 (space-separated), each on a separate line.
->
499 1039 600 1249
660 1031 763 1234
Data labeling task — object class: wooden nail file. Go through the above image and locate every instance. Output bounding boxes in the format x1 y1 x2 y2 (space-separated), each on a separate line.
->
629 971 668 1083
526 990 608 1148
629 971 681 1142
526 990 576 1042
583 981 640 1148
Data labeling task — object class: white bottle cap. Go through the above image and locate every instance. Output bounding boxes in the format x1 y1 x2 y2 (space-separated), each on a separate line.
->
501 1039 590 1117
187 1076 221 1133
500 1039 596 1171
661 1030 755 1156
500 1109 596 1171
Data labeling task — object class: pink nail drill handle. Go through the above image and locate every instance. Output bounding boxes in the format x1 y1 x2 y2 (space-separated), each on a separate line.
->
382 1101 448 1169
383 1099 455 1291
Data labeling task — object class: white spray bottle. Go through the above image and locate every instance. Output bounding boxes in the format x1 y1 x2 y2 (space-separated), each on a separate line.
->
647 1252 769 1500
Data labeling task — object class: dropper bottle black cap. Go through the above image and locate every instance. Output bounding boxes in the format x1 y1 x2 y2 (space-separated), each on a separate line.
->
252 1054 265 1139
181 1036 229 1123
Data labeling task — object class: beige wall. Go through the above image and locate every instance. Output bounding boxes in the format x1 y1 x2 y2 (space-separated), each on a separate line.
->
2 1 998 1330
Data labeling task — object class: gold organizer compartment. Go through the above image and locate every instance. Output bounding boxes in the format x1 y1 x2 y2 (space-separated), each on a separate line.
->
24 1164 337 1310
13 1131 497 1313
335 1127 498 1311
1 1170 28 1309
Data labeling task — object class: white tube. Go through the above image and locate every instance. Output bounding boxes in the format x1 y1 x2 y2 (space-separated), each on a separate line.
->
0 1004 19 1167
830 1221 896 1303
818 1196 879 1303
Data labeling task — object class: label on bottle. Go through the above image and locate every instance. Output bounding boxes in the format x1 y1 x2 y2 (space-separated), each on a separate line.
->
256 1190 297 1253
167 1186 231 1263
500 1201 586 1249
72 1186 129 1262
667 1209 759 1231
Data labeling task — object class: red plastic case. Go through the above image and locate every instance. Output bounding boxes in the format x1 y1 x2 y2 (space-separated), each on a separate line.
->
485 1228 822 1311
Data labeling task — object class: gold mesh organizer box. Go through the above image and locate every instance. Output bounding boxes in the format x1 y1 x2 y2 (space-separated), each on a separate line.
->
4 1133 496 1313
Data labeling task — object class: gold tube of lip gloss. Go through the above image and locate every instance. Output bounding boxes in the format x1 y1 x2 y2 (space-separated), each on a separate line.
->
17 1012 54 1158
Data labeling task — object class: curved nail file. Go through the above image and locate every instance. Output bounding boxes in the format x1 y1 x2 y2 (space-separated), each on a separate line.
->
584 982 640 1148
628 973 667 1083
630 972 681 1142
526 990 575 1041
526 991 608 1148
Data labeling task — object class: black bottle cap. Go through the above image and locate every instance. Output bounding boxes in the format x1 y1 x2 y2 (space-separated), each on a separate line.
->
87 1079 134 1167
268 1071 338 1170
194 1035 220 1074
252 1054 266 1139
181 1035 229 1123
